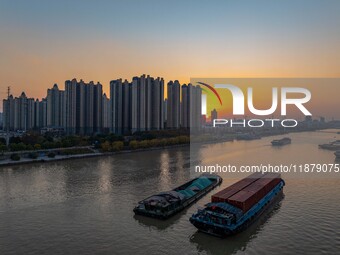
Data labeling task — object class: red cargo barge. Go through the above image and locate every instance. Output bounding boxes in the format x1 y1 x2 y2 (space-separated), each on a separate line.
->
190 173 285 237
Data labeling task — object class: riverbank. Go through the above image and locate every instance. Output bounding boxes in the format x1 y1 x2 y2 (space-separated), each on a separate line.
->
0 143 190 167
2 128 339 167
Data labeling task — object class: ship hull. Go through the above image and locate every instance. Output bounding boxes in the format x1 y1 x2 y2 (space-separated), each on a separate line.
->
335 151 340 158
271 140 291 146
190 181 284 237
134 175 222 219
271 137 291 146
319 144 340 150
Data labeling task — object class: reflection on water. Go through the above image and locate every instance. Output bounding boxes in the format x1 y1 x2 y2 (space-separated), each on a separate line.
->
192 130 340 180
190 195 284 255
133 213 182 231
0 130 340 255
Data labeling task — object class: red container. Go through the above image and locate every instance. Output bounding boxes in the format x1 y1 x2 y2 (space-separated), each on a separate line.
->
244 184 267 200
226 173 282 212
254 173 281 193
227 190 258 212
211 173 267 203
212 188 240 202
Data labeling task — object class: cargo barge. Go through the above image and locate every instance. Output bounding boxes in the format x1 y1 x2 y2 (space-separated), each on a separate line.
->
190 173 284 237
335 150 340 159
271 137 291 146
319 140 340 150
134 174 222 219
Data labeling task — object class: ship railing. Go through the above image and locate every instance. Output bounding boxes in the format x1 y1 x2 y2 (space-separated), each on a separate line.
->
206 210 234 220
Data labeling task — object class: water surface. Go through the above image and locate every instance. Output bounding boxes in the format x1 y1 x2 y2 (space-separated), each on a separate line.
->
0 131 339 255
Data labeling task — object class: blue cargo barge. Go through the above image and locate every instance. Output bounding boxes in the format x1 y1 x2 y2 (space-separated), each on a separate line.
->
133 174 222 219
190 174 285 237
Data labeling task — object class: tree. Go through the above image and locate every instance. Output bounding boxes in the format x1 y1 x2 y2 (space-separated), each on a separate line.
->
0 143 7 153
129 140 138 150
139 140 149 148
111 141 124 151
101 141 112 152
26 144 33 150
149 139 160 147
9 137 21 144
34 144 41 150
168 137 179 145
9 142 26 151
160 139 167 146
21 134 40 145
178 136 189 144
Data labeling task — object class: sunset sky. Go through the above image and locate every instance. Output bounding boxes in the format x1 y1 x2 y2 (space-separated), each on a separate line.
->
1 0 340 106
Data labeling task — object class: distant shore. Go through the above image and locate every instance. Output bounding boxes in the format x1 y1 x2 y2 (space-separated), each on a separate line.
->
1 128 339 167
0 144 190 167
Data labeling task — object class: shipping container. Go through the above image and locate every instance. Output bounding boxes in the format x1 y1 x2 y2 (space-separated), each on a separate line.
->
227 190 258 212
225 173 282 212
255 177 281 194
211 172 267 203
243 184 267 200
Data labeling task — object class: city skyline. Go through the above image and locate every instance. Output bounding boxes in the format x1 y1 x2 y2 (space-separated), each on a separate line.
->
2 74 202 135
1 0 340 103
3 75 340 133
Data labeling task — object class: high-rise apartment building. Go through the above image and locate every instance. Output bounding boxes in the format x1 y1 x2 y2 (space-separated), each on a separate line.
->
110 79 123 134
93 82 103 133
181 84 202 129
65 79 103 135
3 95 14 131
181 84 189 128
39 98 48 128
211 109 218 123
167 80 180 129
151 77 164 130
2 75 199 135
109 75 165 135
102 93 110 132
2 92 39 131
163 99 168 127
47 84 65 128
65 79 77 134
122 79 130 134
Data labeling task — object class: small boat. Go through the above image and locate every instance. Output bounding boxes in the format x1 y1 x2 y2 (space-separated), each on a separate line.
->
271 137 291 146
335 150 340 158
189 173 284 237
133 174 222 219
319 140 340 150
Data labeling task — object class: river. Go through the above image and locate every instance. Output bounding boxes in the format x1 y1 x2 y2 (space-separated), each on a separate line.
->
0 130 339 255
